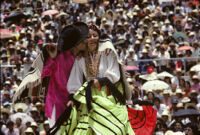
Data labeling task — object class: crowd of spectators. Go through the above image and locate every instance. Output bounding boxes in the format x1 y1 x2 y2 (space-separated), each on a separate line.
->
0 0 200 135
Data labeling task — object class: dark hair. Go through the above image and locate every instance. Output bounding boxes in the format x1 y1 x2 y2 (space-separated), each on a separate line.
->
88 25 101 36
6 121 14 126
184 123 199 135
153 97 161 103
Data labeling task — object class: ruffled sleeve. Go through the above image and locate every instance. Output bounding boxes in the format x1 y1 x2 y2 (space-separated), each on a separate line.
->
67 58 84 94
102 51 120 84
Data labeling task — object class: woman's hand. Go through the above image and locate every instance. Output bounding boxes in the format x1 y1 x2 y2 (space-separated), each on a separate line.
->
66 100 74 107
46 45 57 59
93 79 100 89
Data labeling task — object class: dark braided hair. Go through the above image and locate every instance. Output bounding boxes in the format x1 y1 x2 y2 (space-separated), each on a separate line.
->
88 24 101 36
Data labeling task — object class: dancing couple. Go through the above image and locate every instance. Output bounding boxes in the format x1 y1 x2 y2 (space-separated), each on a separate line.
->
42 22 134 135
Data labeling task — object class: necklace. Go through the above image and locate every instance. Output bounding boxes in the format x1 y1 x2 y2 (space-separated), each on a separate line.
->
85 51 101 81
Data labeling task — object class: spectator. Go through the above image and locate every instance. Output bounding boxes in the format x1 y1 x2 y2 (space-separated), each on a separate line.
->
153 97 166 117
191 75 200 92
5 121 20 135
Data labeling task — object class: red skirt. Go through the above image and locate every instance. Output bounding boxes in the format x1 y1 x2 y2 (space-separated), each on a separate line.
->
128 106 157 135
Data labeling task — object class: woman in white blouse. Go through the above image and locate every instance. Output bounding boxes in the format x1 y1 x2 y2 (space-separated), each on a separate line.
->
62 25 134 135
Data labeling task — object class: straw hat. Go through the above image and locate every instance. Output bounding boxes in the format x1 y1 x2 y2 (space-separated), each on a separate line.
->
176 103 184 108
169 11 174 15
181 97 191 103
135 40 140 45
190 90 198 95
116 4 122 8
145 39 151 44
165 130 184 135
156 43 161 47
126 12 133 19
145 44 151 48
35 102 42 106
165 19 170 24
133 12 137 16
192 75 199 80
147 89 154 94
89 9 94 14
31 122 38 127
102 17 107 22
187 18 192 22
185 103 198 110
144 16 150 20
175 68 183 73
189 32 195 36
30 107 38 112
153 23 159 28
127 78 133 83
175 6 180 10
129 48 134 52
14 103 28 112
25 127 34 133
141 49 148 54
1 108 11 115
161 111 169 117
44 120 49 125
11 24 16 28
175 89 184 95
163 90 170 95
137 35 143 40
152 31 157 35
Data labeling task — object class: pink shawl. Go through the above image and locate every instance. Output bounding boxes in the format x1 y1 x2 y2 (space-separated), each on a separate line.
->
41 51 74 120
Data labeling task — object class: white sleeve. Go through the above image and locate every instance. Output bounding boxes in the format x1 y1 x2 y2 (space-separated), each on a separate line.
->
67 58 84 94
103 51 120 84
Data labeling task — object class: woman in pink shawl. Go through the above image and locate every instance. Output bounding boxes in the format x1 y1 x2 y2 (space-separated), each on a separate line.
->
41 22 89 127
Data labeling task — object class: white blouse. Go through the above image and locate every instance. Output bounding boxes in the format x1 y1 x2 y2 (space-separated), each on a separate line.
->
67 51 120 94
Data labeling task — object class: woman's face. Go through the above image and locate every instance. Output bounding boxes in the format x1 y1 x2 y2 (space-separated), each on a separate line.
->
184 127 193 135
87 29 99 52
147 93 154 100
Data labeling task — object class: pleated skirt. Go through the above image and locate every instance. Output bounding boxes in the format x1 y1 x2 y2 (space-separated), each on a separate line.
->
61 82 135 135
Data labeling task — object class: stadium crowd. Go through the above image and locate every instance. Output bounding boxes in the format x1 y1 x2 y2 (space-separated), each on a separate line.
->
0 0 200 135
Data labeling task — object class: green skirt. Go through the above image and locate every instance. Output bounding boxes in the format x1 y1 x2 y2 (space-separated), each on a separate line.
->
61 82 135 135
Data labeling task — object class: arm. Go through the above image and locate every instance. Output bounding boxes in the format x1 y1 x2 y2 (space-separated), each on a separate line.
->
67 58 84 94
103 51 120 83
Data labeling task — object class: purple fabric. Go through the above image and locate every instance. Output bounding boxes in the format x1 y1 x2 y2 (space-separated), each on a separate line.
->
41 51 74 120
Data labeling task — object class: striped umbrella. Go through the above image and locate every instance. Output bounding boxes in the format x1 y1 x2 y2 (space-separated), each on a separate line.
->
42 10 59 16
0 29 13 39
177 46 194 51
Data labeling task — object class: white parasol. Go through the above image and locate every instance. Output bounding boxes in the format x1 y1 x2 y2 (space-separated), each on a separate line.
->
139 72 158 81
142 80 169 91
157 71 174 79
10 112 34 124
190 64 200 72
